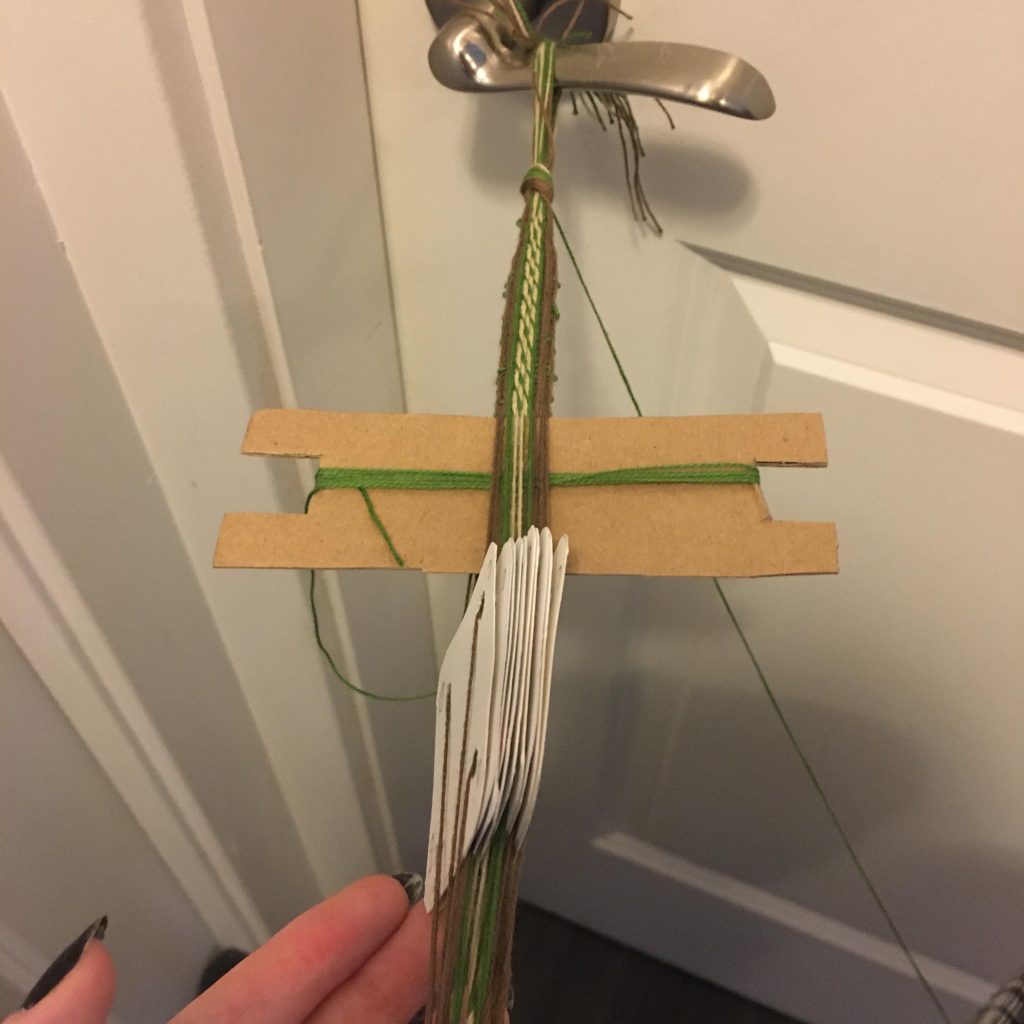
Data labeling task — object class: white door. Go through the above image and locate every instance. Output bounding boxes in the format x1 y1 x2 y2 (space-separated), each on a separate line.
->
3 4 1022 1024
356 3 1024 1023
1 2 417 1019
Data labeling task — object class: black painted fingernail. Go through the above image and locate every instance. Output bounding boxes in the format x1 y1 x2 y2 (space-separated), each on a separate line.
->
197 947 249 995
22 916 108 1010
392 872 424 906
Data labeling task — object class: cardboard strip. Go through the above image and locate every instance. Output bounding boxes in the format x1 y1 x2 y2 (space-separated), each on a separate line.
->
214 410 838 577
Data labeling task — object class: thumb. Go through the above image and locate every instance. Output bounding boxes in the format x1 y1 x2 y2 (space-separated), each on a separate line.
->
5 940 115 1024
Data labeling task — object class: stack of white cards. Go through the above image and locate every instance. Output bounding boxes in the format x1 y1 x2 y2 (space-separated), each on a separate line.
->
425 527 568 910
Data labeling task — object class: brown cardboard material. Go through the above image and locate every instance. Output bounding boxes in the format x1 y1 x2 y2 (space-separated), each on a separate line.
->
214 410 837 577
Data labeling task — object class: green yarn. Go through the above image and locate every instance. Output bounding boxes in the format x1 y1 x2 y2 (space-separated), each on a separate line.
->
555 463 759 486
316 467 490 491
467 834 507 1016
356 487 405 567
307 568 436 702
305 460 759 704
310 461 758 568
314 462 759 493
551 208 644 418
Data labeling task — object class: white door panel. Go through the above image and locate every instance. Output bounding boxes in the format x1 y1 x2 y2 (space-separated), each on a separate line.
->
633 0 1024 332
516 279 1023 1022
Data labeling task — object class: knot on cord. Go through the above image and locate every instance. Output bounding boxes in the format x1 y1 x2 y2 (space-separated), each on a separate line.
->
520 163 554 203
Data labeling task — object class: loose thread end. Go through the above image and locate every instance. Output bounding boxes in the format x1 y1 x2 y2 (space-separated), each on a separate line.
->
305 490 431 702
358 487 406 567
308 568 434 702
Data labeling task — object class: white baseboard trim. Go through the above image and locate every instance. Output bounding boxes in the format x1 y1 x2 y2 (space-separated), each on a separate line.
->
594 831 995 1009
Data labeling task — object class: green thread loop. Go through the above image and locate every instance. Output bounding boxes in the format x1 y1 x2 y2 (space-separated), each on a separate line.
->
521 162 554 199
308 568 436 702
522 163 552 185
303 461 758 705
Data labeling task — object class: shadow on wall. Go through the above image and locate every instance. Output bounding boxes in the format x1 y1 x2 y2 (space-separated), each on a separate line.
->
533 576 929 935
614 678 927 901
467 92 757 225
551 575 1024 985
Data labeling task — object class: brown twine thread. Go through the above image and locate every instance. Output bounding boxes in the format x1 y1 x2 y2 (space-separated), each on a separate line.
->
568 88 667 235
486 184 559 541
429 600 485 1024
486 217 521 545
426 689 452 1024
433 772 479 1023
521 166 555 204
529 208 558 531
483 846 523 1023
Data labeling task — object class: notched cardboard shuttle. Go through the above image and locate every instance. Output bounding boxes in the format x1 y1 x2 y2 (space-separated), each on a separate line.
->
214 409 837 578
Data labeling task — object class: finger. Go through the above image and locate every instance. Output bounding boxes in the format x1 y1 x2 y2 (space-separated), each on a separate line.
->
173 875 409 1024
5 941 115 1024
305 903 431 1024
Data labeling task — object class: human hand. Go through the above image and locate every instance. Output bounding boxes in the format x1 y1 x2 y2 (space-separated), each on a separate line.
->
6 874 432 1024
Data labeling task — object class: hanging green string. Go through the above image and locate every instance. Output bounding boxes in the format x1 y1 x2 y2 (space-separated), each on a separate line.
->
551 208 643 417
553 212 953 1024
304 487 435 702
711 578 953 1024
307 568 437 702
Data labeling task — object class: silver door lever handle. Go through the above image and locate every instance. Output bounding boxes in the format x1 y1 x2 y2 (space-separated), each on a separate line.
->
428 13 776 120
